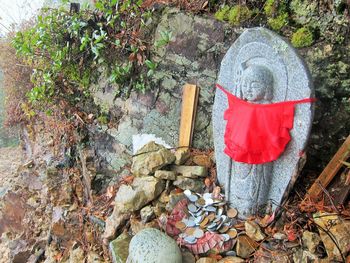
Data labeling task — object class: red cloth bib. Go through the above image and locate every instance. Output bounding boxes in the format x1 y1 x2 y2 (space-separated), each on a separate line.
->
216 84 315 164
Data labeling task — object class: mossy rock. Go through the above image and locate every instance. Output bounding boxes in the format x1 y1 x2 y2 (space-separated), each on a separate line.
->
291 27 314 48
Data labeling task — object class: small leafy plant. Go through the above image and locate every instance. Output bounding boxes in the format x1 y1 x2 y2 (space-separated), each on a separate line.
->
155 31 173 48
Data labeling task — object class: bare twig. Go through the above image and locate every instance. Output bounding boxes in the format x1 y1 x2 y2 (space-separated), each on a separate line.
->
78 147 93 206
317 181 340 213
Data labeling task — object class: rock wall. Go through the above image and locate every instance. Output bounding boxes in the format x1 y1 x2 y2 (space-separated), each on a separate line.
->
89 8 350 180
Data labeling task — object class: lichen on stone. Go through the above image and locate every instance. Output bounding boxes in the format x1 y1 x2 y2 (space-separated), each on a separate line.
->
291 27 314 48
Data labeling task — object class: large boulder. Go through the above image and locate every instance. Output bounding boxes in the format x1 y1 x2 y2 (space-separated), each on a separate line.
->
126 228 182 263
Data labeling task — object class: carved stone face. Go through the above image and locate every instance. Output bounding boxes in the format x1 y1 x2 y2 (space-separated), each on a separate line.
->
241 65 273 102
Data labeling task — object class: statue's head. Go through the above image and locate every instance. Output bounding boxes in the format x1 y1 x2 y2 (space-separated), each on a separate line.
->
241 65 273 102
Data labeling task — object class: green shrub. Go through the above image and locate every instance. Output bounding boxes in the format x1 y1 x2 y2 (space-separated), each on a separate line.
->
291 27 314 48
12 0 158 112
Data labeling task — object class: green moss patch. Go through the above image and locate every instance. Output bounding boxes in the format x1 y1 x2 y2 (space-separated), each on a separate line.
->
291 27 314 48
214 5 254 26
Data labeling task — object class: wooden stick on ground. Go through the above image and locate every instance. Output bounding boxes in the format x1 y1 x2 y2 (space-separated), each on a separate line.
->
178 84 199 148
307 135 350 198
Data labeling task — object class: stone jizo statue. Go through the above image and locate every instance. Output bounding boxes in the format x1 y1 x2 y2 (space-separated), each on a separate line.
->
213 27 315 217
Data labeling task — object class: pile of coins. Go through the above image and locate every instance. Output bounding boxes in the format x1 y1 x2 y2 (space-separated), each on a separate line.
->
175 189 239 244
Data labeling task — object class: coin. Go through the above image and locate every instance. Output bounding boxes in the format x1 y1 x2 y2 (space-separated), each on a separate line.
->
207 213 215 221
184 236 197 244
203 193 212 199
195 210 204 217
185 227 196 235
221 234 230 241
175 221 186 231
214 215 221 223
217 207 223 217
188 203 197 213
184 189 192 197
219 225 230 233
225 251 236 256
227 208 238 218
207 222 217 229
193 228 204 238
221 215 228 223
186 219 196 228
194 214 205 224
195 198 206 207
200 217 209 228
204 206 216 212
189 216 196 221
188 194 198 202
227 228 237 238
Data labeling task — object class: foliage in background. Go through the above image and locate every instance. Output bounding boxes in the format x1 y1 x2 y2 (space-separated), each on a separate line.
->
0 37 33 126
12 0 157 114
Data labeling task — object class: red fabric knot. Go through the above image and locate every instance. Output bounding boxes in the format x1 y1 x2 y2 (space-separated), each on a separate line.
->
216 84 316 164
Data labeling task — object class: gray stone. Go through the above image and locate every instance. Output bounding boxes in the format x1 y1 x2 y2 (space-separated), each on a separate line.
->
174 148 190 165
109 232 132 263
302 231 321 253
103 177 164 241
236 235 258 259
196 258 217 263
166 191 186 211
292 249 321 263
103 211 130 241
140 206 155 223
68 247 85 263
126 228 182 263
213 27 314 217
131 142 175 176
170 165 208 178
154 170 177 180
313 212 350 261
87 251 104 263
182 250 196 263
218 257 245 263
115 176 165 213
245 220 265 241
173 176 204 192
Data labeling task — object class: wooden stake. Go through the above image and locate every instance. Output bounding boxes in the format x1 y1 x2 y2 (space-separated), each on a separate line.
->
178 84 199 148
307 135 350 197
